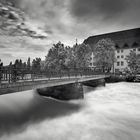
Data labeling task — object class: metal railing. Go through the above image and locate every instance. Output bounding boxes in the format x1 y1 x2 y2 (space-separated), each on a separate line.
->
0 67 105 85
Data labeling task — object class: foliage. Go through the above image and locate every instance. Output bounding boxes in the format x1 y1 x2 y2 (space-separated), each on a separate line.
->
0 59 3 81
73 43 92 68
14 59 26 69
93 38 116 72
32 58 41 71
45 42 92 71
27 57 31 70
45 42 67 71
125 50 140 74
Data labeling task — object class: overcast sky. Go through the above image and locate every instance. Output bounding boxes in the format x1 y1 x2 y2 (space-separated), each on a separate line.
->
1 0 140 65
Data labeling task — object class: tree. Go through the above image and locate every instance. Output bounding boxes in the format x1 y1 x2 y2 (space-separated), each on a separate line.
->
73 43 92 68
23 62 27 69
93 38 116 72
0 59 3 83
45 42 67 71
64 46 76 69
32 58 41 72
9 61 12 67
27 57 31 70
125 50 140 74
45 42 92 73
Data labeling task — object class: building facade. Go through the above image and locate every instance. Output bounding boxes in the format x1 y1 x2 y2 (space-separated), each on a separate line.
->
84 28 140 73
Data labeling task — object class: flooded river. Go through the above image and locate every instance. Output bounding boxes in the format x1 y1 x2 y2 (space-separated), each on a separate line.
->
0 82 140 140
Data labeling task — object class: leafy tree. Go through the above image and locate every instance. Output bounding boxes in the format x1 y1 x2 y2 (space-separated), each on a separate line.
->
73 43 92 68
19 59 22 68
32 58 41 72
0 59 3 82
45 42 67 71
27 57 31 70
45 42 92 72
125 50 140 74
23 62 27 69
93 38 116 72
9 61 12 68
64 46 76 69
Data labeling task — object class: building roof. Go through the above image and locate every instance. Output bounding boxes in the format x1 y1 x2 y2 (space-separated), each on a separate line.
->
84 28 140 49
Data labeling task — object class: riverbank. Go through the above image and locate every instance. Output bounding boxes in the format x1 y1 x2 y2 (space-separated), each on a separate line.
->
105 75 140 83
105 75 126 83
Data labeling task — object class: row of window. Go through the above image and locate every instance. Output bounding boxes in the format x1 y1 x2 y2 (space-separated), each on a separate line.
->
117 50 123 53
90 62 93 66
117 55 124 59
132 48 140 51
116 42 139 48
117 61 124 66
117 48 140 53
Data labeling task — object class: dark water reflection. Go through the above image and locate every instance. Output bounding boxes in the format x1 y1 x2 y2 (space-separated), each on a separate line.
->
1 82 140 140
0 90 82 137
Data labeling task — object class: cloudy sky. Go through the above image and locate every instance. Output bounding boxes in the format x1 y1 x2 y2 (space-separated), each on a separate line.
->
1 0 140 65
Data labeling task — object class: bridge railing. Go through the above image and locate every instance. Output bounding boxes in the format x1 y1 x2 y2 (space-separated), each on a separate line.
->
0 67 106 84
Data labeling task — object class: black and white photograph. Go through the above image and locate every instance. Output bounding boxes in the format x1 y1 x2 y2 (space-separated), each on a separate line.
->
0 0 140 140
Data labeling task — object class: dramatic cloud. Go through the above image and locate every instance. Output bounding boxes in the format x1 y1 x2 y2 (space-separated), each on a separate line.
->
70 0 140 28
9 0 140 39
1 0 140 65
70 0 128 19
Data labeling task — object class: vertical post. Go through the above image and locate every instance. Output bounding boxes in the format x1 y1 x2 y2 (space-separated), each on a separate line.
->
60 70 61 79
0 68 1 84
31 70 34 81
6 69 8 81
0 62 3 84
8 68 11 84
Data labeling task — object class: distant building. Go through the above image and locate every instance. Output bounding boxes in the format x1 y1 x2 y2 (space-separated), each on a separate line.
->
84 28 140 73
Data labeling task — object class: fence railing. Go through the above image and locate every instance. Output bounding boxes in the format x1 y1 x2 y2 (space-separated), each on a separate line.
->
0 67 106 84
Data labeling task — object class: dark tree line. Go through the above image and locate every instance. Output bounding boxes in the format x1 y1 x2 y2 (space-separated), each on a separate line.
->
0 57 42 82
7 57 41 72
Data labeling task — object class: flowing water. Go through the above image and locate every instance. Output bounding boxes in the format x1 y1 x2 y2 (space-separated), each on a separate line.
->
0 82 140 140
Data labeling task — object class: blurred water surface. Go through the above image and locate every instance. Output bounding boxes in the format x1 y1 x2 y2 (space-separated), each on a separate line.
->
0 82 140 140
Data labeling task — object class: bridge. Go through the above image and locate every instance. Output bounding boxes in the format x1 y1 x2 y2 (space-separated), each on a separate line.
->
0 68 109 100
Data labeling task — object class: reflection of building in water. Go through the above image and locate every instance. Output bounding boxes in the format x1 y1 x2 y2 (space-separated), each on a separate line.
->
84 28 140 73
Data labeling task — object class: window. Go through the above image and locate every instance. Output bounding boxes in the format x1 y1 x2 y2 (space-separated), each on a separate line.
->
121 61 124 66
132 42 138 47
121 50 123 53
138 48 140 51
117 50 120 53
124 43 129 48
117 62 120 66
115 69 119 72
115 44 119 49
133 49 136 51
117 56 120 58
121 55 124 58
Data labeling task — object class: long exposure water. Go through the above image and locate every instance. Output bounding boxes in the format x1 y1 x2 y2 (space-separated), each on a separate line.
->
0 82 140 140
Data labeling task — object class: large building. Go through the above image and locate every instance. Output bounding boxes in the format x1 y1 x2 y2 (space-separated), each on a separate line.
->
84 28 140 73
